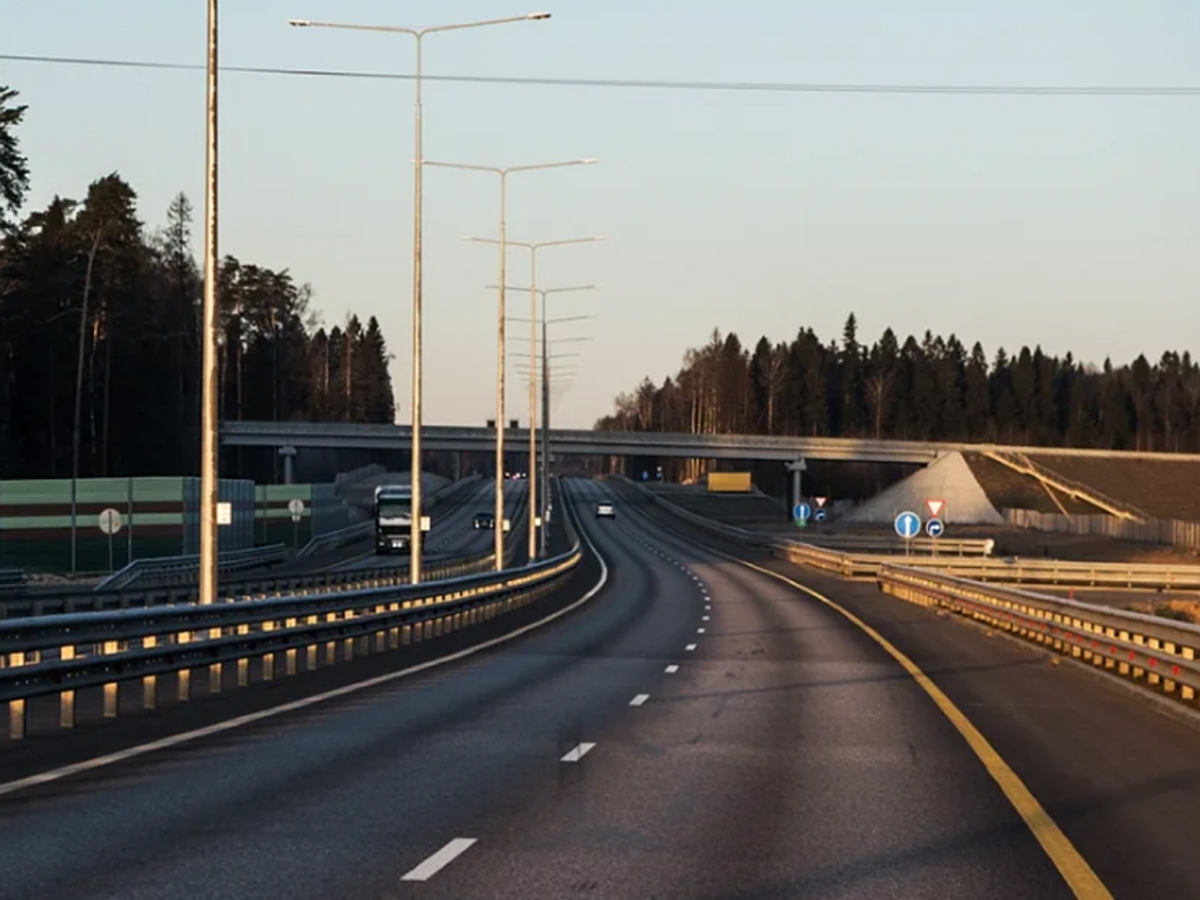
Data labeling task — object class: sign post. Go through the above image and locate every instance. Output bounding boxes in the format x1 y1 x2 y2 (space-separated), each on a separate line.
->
793 502 812 529
98 508 123 573
894 510 922 558
288 498 305 549
926 517 945 555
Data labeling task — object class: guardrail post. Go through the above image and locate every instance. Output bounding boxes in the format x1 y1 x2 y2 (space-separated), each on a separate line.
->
177 631 192 701
57 645 77 728
102 641 119 718
143 636 157 710
8 699 25 740
103 682 119 719
262 622 276 681
1183 647 1195 700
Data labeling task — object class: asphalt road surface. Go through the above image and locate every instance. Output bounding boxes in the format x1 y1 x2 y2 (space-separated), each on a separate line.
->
4 479 1200 898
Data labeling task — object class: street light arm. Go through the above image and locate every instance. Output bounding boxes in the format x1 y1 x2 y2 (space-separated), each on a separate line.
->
486 284 600 294
468 236 605 251
423 160 502 175
289 19 418 35
507 158 598 174
421 12 550 34
289 12 549 37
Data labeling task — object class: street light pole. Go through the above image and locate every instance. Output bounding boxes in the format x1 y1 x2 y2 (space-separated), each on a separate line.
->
288 12 550 583
429 159 597 570
467 238 602 560
497 172 507 566
199 0 220 607
495 293 597 558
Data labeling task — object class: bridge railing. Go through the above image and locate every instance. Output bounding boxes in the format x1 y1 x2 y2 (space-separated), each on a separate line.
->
97 545 289 592
0 484 578 741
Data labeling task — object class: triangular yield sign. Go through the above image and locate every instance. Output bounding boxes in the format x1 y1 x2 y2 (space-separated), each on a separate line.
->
926 499 945 518
814 497 828 508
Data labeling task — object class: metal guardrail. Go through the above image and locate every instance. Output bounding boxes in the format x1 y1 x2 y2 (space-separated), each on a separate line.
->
0 570 27 592
97 545 290 592
774 541 1200 590
784 534 996 557
1 486 581 740
2 548 503 621
0 480 525 620
296 520 372 559
879 565 1200 705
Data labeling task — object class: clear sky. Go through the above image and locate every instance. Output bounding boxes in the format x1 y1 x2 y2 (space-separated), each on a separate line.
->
5 1 1199 428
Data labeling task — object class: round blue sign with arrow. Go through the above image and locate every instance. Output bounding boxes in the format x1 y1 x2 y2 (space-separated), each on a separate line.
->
814 508 827 522
926 518 945 538
793 502 812 522
894 510 922 539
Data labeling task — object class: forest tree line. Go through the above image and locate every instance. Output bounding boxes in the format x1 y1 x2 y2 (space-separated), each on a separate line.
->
0 85 395 479
598 314 1200 456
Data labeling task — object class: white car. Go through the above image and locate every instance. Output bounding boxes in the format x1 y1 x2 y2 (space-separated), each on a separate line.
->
596 502 616 519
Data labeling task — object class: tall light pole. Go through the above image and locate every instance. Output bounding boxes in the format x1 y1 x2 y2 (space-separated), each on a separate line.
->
426 159 597 569
504 296 597 555
199 0 220 606
288 11 551 584
467 237 603 559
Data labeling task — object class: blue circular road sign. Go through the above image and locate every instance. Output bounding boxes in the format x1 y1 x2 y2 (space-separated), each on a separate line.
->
814 508 827 522
894 511 922 539
794 502 812 522
926 518 945 538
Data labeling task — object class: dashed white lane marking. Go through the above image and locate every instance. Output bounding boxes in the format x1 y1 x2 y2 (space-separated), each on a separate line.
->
686 643 698 651
630 694 650 707
702 616 710 621
665 664 680 673
561 742 597 762
401 838 478 882
697 628 706 633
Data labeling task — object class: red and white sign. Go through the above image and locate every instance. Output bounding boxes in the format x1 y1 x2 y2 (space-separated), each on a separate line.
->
814 497 828 509
926 499 946 519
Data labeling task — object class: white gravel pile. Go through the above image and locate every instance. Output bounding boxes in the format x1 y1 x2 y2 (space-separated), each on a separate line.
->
843 451 1004 525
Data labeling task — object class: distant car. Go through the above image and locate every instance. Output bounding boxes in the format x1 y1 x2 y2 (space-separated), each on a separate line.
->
473 511 495 530
596 502 616 519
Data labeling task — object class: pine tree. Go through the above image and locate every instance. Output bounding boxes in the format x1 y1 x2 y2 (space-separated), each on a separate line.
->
0 86 29 235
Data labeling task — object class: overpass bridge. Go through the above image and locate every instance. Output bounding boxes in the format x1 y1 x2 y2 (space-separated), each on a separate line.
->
219 420 1200 466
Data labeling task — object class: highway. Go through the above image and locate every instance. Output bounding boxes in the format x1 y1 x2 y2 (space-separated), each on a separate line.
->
3 479 1200 897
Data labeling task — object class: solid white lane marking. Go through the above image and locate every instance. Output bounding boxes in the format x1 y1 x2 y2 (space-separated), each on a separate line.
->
561 742 596 762
686 643 697 651
630 694 650 707
665 665 679 673
401 838 478 882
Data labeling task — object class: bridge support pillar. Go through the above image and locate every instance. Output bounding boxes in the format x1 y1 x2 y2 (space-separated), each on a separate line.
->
786 458 807 514
278 446 297 485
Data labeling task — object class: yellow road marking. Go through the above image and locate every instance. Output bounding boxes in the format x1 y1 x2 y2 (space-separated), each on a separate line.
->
735 555 1115 900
